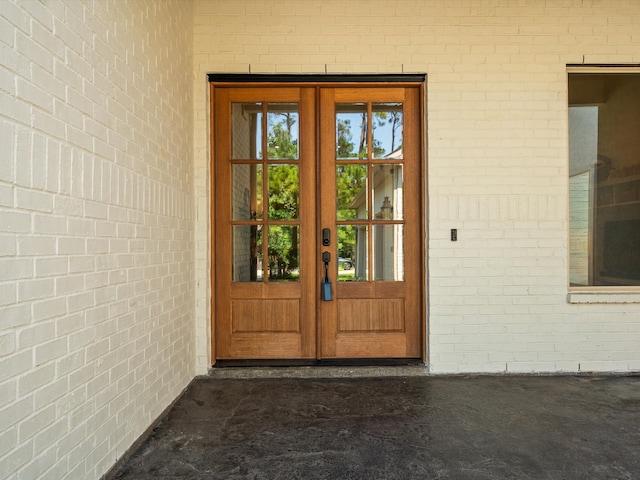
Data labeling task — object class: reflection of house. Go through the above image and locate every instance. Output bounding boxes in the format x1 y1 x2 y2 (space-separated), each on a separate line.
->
348 149 404 281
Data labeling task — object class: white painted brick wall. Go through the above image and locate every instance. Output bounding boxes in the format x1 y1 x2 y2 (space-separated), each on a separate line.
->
1 1 194 479
4 0 640 477
193 0 640 374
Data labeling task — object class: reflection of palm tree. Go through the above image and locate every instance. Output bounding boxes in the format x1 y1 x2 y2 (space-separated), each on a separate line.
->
358 112 366 158
373 110 402 156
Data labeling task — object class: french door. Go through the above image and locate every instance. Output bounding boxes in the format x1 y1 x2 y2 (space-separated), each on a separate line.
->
211 79 424 362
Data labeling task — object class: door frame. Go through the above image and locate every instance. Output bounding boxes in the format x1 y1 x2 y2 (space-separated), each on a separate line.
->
208 73 428 365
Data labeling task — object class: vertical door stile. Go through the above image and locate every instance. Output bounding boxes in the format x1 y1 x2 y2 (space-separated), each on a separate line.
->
318 88 338 358
300 86 317 357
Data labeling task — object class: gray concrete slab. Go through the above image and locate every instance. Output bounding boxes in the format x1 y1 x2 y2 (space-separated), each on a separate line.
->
111 373 640 479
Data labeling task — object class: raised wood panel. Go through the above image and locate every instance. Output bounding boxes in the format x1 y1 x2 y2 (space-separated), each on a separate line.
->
337 299 404 332
232 299 300 333
335 333 408 358
225 334 304 359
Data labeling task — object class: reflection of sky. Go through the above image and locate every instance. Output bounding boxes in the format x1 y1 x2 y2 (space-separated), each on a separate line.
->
336 111 402 158
255 104 402 159
266 111 299 158
256 108 301 159
268 112 299 140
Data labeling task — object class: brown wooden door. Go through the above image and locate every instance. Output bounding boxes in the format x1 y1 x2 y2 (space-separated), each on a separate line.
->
212 82 423 361
318 87 423 359
213 86 317 359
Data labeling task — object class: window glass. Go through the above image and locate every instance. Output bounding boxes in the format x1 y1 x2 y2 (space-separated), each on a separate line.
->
568 73 640 287
267 104 299 160
232 103 262 159
336 164 368 220
336 103 368 159
373 164 403 221
267 225 299 282
372 103 403 159
233 225 262 282
338 225 368 282
373 225 404 281
232 164 262 220
267 164 299 220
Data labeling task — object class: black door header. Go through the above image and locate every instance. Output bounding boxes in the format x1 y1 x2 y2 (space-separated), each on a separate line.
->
208 73 426 83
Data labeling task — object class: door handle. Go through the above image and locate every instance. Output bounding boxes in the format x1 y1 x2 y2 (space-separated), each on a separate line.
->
321 251 332 301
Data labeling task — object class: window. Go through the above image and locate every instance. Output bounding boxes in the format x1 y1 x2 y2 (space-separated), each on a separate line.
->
569 72 640 287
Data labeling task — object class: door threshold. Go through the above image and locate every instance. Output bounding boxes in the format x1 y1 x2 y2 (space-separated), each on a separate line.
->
215 358 422 368
209 359 428 379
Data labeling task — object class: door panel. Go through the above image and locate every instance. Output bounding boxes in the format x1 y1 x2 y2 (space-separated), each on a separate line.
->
214 87 316 359
318 87 422 359
212 82 423 361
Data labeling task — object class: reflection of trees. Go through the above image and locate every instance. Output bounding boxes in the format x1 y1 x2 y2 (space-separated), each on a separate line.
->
336 118 366 260
267 226 296 278
268 112 298 159
374 111 402 154
266 113 298 278
338 115 387 159
335 109 402 262
336 164 365 260
261 109 403 276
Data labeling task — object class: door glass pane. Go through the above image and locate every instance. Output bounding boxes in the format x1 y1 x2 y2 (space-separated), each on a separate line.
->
337 164 368 220
233 225 262 282
372 103 403 159
336 103 368 159
268 164 299 220
232 103 262 159
267 225 299 282
373 224 404 281
232 164 262 220
373 164 403 221
267 104 299 160
338 225 368 282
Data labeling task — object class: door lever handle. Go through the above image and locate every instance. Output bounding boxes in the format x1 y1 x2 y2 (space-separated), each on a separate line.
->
321 251 332 301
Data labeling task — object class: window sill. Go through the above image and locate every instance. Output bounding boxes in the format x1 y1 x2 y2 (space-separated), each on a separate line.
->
568 291 640 304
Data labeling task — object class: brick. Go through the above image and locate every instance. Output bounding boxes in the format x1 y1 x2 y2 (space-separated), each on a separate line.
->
0 121 15 182
18 405 56 444
15 188 53 213
18 364 56 396
0 350 32 383
17 236 56 256
0 282 16 306
0 332 16 357
16 74 53 112
34 337 68 365
1 210 31 233
2 257 33 282
0 437 32 478
32 297 67 322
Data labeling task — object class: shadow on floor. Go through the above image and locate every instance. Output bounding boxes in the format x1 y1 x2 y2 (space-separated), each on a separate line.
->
111 374 640 479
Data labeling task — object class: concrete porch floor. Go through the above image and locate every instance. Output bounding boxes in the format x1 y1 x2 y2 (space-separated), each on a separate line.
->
110 369 640 479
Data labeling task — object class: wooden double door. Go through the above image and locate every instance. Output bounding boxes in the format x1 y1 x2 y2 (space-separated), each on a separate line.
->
212 79 424 362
